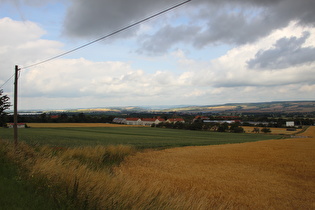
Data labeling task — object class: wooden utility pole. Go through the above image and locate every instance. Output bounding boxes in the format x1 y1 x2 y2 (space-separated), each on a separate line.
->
14 65 19 147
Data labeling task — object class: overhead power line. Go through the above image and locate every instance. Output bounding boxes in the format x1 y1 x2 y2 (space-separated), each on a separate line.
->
20 0 191 70
0 73 15 89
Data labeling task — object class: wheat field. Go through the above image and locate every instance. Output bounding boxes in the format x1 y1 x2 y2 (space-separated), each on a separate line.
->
242 126 302 135
1 126 314 209
117 126 315 209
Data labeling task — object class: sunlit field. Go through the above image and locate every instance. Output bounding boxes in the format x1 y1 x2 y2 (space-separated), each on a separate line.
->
242 126 302 135
0 124 313 209
118 126 315 209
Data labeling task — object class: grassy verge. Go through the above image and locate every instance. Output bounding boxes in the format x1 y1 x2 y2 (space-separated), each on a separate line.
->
0 141 139 209
0 147 70 210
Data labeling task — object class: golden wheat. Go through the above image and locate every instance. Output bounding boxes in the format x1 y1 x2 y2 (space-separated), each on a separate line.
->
117 126 315 209
1 127 314 209
242 126 301 134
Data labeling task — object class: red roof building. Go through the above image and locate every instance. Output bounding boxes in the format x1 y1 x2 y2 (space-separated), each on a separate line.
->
7 123 26 128
167 118 185 123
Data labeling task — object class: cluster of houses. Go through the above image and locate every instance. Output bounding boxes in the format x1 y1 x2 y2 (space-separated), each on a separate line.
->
7 123 26 128
192 116 242 124
112 117 185 126
193 116 296 127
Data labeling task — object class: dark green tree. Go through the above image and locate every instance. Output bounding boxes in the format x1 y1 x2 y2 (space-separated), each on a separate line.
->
217 123 229 132
229 123 244 133
40 113 48 123
0 89 11 126
252 127 260 133
261 127 271 133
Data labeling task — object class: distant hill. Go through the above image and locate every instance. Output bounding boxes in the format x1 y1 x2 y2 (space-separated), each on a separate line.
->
161 101 315 113
32 101 315 114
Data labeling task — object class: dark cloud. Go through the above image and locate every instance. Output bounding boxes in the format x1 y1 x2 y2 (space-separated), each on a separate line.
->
247 32 315 69
63 0 175 39
63 0 315 55
137 24 200 55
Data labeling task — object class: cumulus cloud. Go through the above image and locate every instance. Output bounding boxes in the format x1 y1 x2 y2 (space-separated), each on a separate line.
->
170 23 315 90
0 18 63 87
18 57 196 109
247 32 315 69
1 4 315 109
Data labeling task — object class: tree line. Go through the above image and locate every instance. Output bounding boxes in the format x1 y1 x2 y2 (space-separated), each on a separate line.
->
152 121 274 133
0 89 313 128
8 113 115 124
152 121 246 133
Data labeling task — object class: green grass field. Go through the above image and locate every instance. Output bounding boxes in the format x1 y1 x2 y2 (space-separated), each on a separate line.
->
0 126 280 148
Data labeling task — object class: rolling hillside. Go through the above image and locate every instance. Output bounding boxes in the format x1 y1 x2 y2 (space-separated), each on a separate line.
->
19 101 315 114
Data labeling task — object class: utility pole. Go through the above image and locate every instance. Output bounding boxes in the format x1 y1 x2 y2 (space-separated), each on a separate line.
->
14 65 19 147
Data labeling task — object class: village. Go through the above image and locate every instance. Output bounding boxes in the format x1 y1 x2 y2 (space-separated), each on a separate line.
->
112 115 298 128
112 117 185 126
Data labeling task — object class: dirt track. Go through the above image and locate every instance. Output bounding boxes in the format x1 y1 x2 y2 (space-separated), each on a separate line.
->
118 127 315 209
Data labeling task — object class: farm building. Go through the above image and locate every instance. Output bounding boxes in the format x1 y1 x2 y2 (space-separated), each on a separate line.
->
286 121 295 127
243 121 269 126
156 117 166 123
112 118 126 124
112 117 167 126
167 118 185 123
192 116 210 123
7 123 26 128
203 120 238 124
141 118 159 126
142 118 167 126
125 118 142 125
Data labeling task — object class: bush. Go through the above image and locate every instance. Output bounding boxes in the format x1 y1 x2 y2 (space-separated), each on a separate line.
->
252 127 260 133
217 123 229 132
261 127 271 133
230 126 244 133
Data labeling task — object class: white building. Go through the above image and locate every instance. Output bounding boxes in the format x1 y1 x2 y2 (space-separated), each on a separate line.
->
112 118 126 124
7 123 26 128
125 118 142 125
286 121 295 127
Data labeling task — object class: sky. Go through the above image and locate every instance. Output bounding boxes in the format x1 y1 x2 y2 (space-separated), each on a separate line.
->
0 0 315 110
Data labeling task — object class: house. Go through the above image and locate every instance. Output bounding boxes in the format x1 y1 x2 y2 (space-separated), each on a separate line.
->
203 120 236 124
125 118 141 125
141 118 158 126
286 121 295 127
112 117 126 124
192 116 209 123
167 118 185 123
50 115 59 119
7 123 26 128
218 116 239 119
113 116 167 126
155 117 166 124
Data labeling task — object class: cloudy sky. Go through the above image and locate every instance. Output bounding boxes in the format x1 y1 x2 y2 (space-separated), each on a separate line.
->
1 0 314 110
